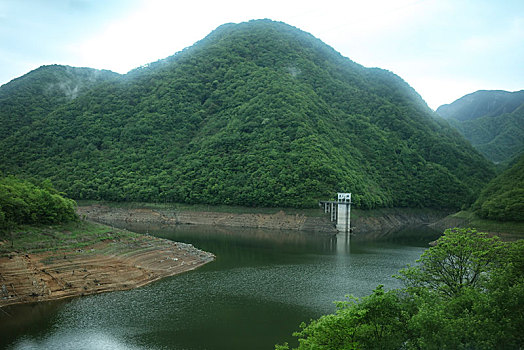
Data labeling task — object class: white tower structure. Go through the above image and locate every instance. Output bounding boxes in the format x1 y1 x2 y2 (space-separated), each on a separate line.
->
336 193 351 233
319 193 353 234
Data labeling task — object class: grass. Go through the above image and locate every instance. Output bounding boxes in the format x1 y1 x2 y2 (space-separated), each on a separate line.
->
0 220 139 256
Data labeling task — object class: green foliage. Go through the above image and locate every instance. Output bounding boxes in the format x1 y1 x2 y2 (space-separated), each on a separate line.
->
398 228 502 297
436 90 524 163
0 20 495 209
277 286 411 350
472 153 524 221
0 176 77 229
278 228 523 349
0 65 119 141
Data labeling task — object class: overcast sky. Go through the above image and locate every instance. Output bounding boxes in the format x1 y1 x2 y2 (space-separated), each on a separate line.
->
1 0 523 109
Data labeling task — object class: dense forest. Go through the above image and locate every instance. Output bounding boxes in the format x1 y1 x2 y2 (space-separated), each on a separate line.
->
0 176 77 230
0 65 119 141
472 153 524 221
0 20 495 209
436 90 524 164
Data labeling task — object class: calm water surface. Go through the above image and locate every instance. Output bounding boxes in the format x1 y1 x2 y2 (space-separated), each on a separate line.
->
0 224 439 350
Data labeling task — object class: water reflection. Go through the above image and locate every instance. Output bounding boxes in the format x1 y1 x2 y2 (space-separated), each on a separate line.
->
9 330 152 350
1 224 440 350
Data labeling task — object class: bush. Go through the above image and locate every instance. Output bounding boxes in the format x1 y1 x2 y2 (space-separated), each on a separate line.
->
0 176 77 229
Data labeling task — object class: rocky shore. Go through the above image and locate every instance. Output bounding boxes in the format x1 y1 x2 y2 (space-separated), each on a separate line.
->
0 233 214 307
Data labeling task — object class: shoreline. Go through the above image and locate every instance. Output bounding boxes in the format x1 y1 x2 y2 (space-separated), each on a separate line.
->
77 204 450 234
0 228 214 308
77 203 523 238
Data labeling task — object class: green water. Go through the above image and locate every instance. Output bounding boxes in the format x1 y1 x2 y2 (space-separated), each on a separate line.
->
0 224 439 349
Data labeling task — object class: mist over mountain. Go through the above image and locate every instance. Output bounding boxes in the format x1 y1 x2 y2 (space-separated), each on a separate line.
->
437 90 524 121
436 90 524 164
0 20 495 209
0 65 120 141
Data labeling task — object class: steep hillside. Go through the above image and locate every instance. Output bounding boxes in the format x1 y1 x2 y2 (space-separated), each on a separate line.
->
436 90 524 163
0 65 120 140
471 153 524 222
0 20 495 209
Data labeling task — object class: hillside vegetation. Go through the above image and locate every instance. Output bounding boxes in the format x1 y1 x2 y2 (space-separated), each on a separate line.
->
436 90 524 164
0 20 494 209
472 153 524 222
0 65 119 141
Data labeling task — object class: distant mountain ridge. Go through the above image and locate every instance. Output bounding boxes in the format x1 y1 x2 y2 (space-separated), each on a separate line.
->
0 19 495 209
436 90 524 121
436 90 524 164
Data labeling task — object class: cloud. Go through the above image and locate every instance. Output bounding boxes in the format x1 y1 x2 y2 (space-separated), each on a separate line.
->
0 0 142 84
1 0 523 108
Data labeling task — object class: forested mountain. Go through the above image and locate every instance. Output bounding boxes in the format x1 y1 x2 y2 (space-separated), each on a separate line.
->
0 20 495 209
0 65 120 141
436 90 524 163
471 153 524 221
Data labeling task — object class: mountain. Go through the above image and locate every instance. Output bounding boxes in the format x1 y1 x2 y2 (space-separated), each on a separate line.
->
0 65 120 141
471 153 524 221
436 90 524 164
0 19 495 209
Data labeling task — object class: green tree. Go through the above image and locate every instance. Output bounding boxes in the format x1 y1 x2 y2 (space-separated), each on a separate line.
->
277 229 523 349
276 286 411 350
0 176 77 230
472 153 524 222
398 228 503 297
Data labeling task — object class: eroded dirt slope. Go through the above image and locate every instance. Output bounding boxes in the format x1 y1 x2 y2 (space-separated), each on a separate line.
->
0 235 214 307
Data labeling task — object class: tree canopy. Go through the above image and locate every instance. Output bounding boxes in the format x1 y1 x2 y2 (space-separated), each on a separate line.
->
0 176 77 229
277 228 523 349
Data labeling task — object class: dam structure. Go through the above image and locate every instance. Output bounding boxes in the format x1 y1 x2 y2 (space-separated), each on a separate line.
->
319 193 352 234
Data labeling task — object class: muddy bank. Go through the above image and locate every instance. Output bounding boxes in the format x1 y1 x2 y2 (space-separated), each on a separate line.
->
77 205 449 234
0 234 214 307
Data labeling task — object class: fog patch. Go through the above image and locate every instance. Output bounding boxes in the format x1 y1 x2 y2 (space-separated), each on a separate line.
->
286 65 301 77
58 81 80 99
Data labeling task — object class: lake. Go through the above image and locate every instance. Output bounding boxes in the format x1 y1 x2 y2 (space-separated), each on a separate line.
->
0 223 440 350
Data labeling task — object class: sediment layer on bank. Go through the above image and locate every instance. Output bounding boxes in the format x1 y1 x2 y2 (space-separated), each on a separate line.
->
354 209 450 234
77 204 449 234
78 205 338 233
0 233 214 307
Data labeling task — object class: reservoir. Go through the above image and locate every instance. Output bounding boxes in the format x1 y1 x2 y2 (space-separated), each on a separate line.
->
0 223 439 349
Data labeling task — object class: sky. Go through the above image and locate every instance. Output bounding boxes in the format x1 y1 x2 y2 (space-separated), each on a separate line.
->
1 0 523 109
